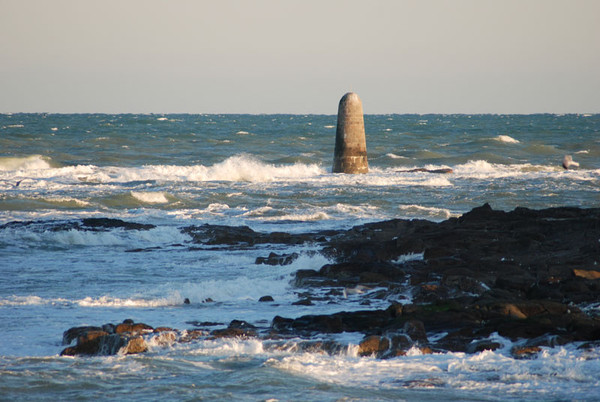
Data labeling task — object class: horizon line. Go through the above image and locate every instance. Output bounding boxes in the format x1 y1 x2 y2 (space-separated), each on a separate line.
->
2 111 598 116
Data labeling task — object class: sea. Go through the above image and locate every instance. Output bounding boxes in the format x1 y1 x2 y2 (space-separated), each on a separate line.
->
1 113 599 401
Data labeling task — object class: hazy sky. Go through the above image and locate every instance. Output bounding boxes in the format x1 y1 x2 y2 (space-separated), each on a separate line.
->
1 0 599 114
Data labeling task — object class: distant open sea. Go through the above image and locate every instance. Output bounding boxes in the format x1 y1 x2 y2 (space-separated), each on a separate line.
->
1 113 599 400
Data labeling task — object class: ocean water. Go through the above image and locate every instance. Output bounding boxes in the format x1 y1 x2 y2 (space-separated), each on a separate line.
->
1 113 599 400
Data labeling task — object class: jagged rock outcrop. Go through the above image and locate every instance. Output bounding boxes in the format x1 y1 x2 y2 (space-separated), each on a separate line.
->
61 205 600 358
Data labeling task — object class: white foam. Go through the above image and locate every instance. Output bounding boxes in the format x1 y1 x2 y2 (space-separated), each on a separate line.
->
330 169 453 187
77 295 181 307
261 211 330 222
267 342 600 397
398 205 456 220
131 191 169 204
385 153 408 159
0 155 326 190
494 135 520 144
109 155 324 183
165 251 330 304
452 160 552 179
334 203 379 215
188 338 266 357
0 295 56 306
242 206 274 217
0 225 190 249
0 294 182 308
392 252 425 263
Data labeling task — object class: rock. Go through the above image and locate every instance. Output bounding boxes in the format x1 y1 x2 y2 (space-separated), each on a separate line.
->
59 204 600 358
358 335 390 357
402 168 453 174
115 322 153 334
179 330 208 343
81 218 155 231
121 336 147 354
228 320 257 330
511 345 542 359
389 334 412 355
181 224 324 247
61 332 147 356
259 295 275 302
62 326 103 345
332 92 368 174
573 269 600 280
151 331 177 346
211 320 257 339
256 252 299 266
292 298 314 306
403 320 428 343
211 327 256 339
271 309 394 335
466 340 503 354
154 327 175 333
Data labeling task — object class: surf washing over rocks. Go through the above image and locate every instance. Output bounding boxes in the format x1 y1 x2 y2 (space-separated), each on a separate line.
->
1 110 600 400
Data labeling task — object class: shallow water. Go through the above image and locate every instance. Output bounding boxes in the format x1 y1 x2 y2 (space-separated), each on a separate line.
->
1 113 599 400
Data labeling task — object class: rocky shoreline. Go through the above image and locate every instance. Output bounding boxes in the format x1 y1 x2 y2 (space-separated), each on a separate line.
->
60 204 600 358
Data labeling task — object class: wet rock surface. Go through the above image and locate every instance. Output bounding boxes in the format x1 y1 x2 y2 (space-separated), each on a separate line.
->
1 218 155 233
61 204 600 358
283 204 600 355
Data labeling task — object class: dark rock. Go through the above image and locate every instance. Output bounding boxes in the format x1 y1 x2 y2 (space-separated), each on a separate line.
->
81 218 155 231
186 321 223 327
60 204 600 358
389 334 412 355
62 326 103 345
259 295 275 302
292 298 314 306
403 320 428 343
466 340 503 354
181 224 328 247
228 320 257 330
211 327 257 339
210 320 258 339
256 252 299 266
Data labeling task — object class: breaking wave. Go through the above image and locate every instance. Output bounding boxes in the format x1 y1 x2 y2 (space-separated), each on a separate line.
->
0 155 53 171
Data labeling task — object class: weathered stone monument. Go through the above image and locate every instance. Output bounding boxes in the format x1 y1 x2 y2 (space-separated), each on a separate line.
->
332 92 368 174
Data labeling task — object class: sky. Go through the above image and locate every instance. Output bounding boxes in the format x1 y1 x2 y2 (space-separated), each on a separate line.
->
1 0 599 114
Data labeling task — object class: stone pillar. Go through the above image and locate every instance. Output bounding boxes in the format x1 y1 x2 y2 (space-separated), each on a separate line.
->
332 92 368 173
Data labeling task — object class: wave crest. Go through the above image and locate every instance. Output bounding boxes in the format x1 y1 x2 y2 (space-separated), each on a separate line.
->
0 155 52 171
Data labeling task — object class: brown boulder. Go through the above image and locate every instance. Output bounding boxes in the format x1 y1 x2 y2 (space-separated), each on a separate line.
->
358 335 390 357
